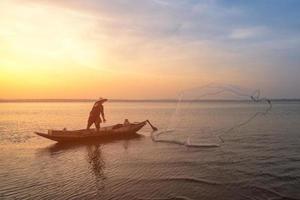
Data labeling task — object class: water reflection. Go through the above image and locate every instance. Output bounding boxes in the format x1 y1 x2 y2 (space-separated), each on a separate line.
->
86 144 106 192
39 134 142 165
86 144 105 179
36 134 143 195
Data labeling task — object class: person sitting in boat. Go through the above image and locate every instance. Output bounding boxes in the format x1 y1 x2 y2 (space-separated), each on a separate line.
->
123 119 131 126
112 119 131 129
87 98 107 132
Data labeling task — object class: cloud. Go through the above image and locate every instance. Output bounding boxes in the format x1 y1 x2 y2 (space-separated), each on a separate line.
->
229 27 268 40
1 0 300 98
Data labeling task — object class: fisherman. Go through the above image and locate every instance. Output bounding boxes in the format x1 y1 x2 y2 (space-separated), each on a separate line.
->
87 98 107 132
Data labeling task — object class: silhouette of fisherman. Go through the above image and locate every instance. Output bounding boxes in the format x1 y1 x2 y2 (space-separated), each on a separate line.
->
87 98 107 132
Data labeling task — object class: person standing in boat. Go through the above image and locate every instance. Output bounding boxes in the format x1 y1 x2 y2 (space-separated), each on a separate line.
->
87 98 107 132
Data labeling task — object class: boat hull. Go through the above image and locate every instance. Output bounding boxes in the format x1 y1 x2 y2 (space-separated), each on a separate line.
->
35 121 147 143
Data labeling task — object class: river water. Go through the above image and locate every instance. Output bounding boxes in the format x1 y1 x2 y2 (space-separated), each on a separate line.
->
0 101 299 200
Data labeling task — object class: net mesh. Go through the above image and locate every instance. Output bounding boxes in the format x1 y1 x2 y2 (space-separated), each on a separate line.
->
152 83 272 147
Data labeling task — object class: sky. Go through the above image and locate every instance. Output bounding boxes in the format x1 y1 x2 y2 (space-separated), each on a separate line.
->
0 0 300 99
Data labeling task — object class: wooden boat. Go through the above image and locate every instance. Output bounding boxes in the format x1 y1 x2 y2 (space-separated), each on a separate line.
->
35 121 148 143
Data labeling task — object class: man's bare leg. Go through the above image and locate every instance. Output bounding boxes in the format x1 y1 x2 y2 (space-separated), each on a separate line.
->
95 121 100 132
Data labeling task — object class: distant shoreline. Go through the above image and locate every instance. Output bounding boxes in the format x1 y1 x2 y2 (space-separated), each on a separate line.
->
0 99 300 103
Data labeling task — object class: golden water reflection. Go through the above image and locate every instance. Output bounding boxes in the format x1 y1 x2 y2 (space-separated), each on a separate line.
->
40 134 143 183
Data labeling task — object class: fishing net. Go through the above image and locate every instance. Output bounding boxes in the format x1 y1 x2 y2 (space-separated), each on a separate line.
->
151 83 272 147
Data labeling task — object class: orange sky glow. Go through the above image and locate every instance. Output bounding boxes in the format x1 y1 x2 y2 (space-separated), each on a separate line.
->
1 0 299 99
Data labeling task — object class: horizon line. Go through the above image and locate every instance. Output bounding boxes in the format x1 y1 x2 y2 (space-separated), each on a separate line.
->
0 98 300 103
